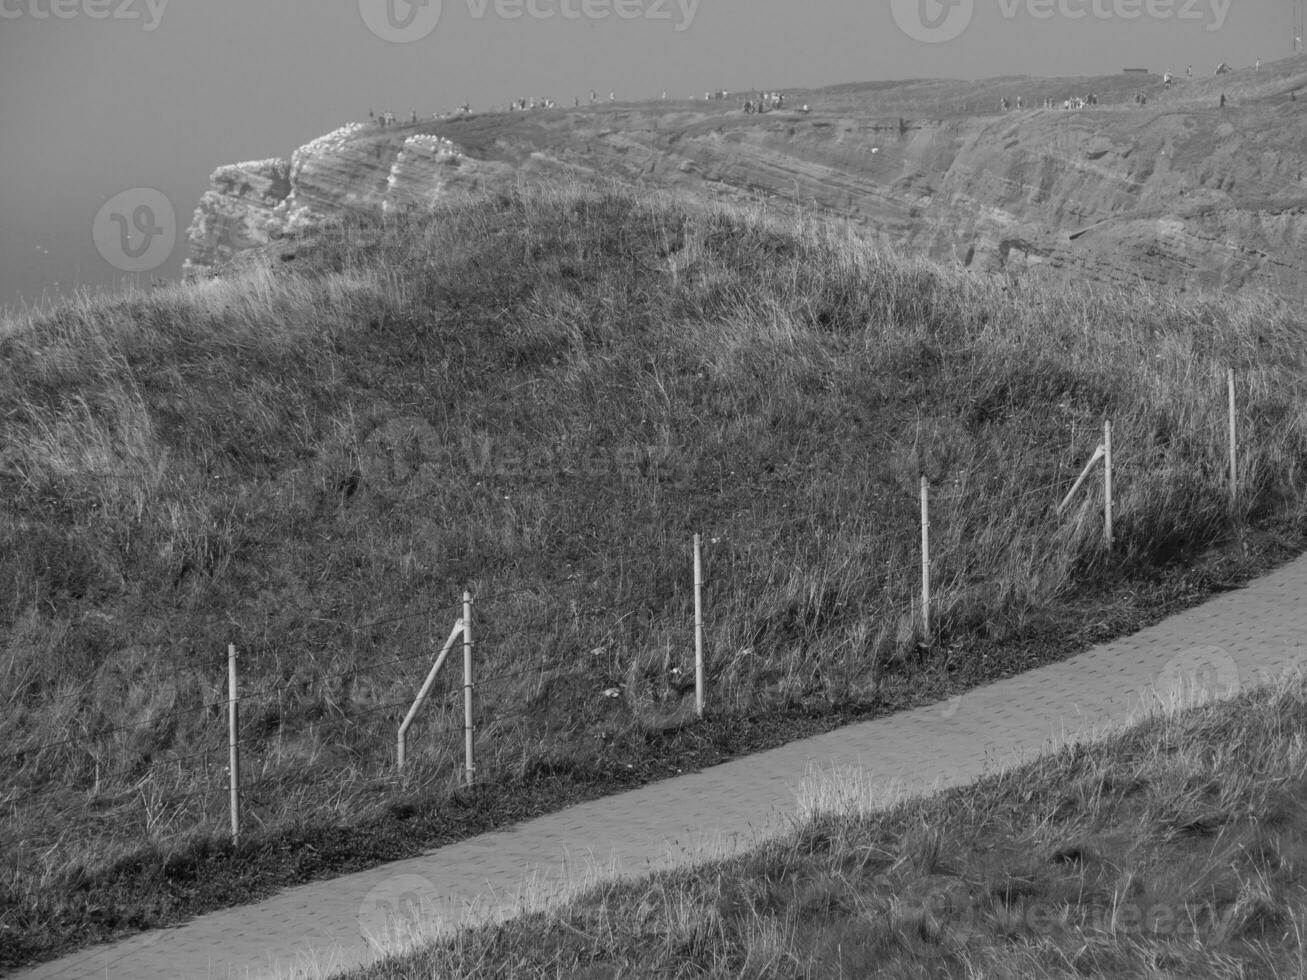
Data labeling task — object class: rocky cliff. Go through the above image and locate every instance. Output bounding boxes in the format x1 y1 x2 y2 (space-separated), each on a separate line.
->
187 56 1307 300
184 158 290 273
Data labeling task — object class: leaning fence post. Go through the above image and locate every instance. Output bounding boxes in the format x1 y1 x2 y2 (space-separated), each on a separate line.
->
462 590 475 787
693 533 704 718
1103 419 1113 550
1057 444 1105 515
227 643 240 845
397 618 465 770
1227 368 1238 506
920 476 931 638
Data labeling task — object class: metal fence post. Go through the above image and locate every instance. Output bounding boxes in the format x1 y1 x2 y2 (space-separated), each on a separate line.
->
1228 368 1238 505
463 590 475 787
227 643 240 844
920 476 931 637
1103 419 1113 550
694 533 704 718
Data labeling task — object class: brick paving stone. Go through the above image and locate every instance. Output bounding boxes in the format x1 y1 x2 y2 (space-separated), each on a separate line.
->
14 552 1307 979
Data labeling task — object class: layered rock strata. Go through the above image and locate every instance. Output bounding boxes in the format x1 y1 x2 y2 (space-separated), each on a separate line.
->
182 158 290 274
187 62 1307 300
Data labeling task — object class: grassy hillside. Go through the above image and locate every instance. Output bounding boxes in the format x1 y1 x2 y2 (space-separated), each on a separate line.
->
340 671 1307 979
2 184 1306 967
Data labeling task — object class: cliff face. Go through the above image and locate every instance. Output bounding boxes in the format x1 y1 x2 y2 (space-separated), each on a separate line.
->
184 127 516 273
187 59 1307 299
183 158 290 274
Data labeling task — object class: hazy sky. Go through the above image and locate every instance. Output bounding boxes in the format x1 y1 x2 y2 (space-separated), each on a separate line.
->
0 0 1297 313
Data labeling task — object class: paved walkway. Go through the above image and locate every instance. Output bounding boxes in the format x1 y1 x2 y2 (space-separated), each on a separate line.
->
16 554 1307 979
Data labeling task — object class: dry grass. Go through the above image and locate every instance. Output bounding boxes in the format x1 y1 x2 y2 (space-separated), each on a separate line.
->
342 669 1307 979
1 181 1305 964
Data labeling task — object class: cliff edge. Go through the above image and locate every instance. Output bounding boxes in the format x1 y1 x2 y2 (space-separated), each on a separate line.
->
186 56 1307 300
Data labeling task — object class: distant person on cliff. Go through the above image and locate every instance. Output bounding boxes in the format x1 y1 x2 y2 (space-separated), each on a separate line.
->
1220 93 1227 108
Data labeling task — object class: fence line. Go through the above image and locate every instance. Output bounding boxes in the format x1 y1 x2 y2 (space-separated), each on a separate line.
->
3 366 1263 848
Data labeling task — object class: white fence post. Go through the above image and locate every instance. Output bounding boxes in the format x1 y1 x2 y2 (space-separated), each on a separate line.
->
920 476 931 638
1103 419 1113 550
227 643 240 845
693 533 704 718
463 590 475 787
1228 368 1238 505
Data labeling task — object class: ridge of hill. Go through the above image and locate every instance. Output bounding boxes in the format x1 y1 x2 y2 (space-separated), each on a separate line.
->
187 56 1307 299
